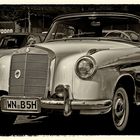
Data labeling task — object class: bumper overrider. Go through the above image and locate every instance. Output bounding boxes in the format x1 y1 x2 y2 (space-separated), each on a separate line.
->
0 85 112 116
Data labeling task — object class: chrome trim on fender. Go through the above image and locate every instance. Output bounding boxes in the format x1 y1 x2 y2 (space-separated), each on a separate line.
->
98 60 140 70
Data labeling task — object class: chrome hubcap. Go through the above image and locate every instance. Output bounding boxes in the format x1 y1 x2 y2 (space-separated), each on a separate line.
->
114 93 126 127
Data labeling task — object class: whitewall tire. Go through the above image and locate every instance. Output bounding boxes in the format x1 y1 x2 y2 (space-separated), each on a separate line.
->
112 87 130 131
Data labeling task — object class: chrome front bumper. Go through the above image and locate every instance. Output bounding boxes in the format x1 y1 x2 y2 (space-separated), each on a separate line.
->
41 99 112 115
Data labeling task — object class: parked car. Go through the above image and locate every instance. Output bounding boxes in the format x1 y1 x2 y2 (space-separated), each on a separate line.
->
0 33 42 48
0 33 42 58
1 12 140 131
104 30 140 42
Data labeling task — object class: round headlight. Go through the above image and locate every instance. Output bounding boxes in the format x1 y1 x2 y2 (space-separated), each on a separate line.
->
75 56 97 79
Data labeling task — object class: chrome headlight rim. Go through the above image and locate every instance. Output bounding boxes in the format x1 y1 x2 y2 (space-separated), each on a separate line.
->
75 55 97 80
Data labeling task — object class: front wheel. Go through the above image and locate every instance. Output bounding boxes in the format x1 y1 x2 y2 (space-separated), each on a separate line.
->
112 87 130 131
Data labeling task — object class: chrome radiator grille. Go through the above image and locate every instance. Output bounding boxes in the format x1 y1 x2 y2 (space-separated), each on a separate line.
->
9 54 49 97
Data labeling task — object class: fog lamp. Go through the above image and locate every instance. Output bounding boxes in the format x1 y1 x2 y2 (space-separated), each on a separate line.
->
55 85 65 98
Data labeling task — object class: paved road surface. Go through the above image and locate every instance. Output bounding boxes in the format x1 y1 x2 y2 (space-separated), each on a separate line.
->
0 113 140 136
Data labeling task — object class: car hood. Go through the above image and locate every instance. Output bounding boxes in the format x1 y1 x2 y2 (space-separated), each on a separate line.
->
36 39 138 57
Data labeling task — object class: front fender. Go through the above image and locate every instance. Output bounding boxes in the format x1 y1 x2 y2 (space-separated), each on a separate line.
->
52 53 121 100
73 66 120 100
51 53 85 99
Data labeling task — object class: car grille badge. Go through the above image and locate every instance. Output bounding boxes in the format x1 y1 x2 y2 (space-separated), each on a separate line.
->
26 47 30 53
15 70 21 79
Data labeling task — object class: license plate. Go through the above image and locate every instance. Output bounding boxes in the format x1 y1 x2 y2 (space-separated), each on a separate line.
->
1 97 41 113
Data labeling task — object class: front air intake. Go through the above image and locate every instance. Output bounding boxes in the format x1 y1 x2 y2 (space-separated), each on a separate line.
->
9 53 49 97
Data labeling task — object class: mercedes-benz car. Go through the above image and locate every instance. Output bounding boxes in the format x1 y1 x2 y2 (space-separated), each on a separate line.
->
0 12 140 131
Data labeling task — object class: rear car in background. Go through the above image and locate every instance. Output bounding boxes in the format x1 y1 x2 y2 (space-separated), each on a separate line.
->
0 33 42 57
1 12 140 131
0 33 42 48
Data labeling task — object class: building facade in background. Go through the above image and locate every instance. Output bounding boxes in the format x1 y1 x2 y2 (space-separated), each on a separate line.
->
0 5 140 34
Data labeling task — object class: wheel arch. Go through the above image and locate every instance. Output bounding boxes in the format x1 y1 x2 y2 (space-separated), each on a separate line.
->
113 74 136 103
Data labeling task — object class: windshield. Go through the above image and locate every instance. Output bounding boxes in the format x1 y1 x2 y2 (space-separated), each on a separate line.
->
45 15 140 42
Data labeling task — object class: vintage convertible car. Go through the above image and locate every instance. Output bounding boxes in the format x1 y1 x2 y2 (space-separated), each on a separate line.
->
0 12 140 131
